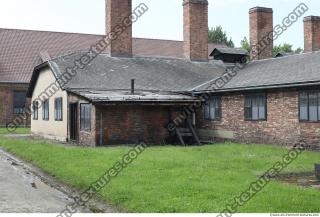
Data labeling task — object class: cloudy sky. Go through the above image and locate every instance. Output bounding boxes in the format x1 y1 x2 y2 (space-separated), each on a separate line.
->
0 0 319 49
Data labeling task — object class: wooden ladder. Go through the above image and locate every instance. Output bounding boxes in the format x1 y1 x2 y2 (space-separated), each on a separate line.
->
176 120 201 146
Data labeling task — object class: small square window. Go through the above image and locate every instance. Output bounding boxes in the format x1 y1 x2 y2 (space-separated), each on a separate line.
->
299 90 320 122
244 93 267 121
42 100 49 121
54 98 63 121
80 104 91 132
32 101 39 120
13 91 26 114
204 96 221 121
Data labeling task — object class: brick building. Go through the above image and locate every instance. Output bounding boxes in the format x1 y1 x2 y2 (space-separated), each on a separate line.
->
0 9 223 127
195 8 320 150
8 1 320 148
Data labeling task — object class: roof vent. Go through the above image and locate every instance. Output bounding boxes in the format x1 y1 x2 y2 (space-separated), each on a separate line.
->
210 48 248 63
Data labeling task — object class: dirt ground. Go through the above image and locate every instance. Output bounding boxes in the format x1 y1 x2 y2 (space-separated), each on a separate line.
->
275 172 320 190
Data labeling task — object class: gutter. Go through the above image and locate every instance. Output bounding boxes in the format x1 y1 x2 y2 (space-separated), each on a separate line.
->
193 81 320 94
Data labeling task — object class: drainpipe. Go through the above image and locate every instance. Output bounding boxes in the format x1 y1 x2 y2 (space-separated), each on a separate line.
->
192 91 196 126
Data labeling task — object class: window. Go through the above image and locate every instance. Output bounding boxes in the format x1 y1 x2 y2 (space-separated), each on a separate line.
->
80 104 91 131
204 96 221 121
54 98 63 121
32 101 39 120
244 94 267 121
299 91 320 121
13 91 26 114
42 100 49 121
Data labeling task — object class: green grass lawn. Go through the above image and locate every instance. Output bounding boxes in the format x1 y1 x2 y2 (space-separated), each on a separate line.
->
0 127 30 134
0 134 319 213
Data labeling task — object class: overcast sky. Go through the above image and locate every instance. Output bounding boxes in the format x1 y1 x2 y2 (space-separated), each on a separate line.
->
0 0 319 49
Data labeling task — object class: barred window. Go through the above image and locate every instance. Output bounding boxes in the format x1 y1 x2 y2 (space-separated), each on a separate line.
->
204 96 221 121
299 91 320 121
244 94 266 121
13 91 26 114
80 104 91 131
32 101 39 120
42 100 49 121
54 98 63 121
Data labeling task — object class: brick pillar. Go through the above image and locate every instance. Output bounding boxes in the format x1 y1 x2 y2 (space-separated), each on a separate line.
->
183 0 208 62
106 0 132 57
304 16 320 52
249 7 273 60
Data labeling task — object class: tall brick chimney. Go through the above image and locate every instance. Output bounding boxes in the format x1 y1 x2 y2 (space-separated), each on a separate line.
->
304 16 320 52
106 0 132 57
183 0 208 62
249 7 273 60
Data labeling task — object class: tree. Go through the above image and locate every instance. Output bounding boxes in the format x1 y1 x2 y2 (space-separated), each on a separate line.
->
208 26 234 48
240 37 250 52
240 38 303 56
295 47 303 54
273 43 293 56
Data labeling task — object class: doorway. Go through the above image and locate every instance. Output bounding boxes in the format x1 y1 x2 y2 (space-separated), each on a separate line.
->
69 103 78 141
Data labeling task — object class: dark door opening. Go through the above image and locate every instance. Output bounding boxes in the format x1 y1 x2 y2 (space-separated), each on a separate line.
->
69 103 78 141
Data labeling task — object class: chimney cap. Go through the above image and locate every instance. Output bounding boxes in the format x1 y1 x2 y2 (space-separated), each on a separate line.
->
249 7 273 14
183 0 208 6
304 16 320 22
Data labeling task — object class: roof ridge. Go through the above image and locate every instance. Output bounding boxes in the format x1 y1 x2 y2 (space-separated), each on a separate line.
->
249 50 320 64
0 27 104 37
50 51 221 63
0 27 226 46
134 37 224 45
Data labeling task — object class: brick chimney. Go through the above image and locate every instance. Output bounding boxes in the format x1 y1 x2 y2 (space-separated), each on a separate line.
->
106 0 132 57
304 16 320 52
249 7 273 60
183 0 208 62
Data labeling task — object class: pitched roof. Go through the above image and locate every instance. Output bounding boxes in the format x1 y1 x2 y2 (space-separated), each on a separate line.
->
27 52 226 97
194 51 320 92
0 28 224 83
28 51 320 99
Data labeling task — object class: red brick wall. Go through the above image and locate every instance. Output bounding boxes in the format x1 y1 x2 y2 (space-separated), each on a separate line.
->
183 0 208 61
95 105 176 146
304 16 320 52
249 7 273 60
106 0 132 57
197 89 320 149
0 83 30 127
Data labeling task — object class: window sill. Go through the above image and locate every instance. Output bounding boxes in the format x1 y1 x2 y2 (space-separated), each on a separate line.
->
244 119 267 122
204 119 222 122
299 120 320 123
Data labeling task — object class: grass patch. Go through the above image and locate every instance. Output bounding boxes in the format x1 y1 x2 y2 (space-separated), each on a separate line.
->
0 127 30 134
0 136 319 213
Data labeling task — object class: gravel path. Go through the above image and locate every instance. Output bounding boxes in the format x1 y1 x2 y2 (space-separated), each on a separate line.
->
0 149 114 213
